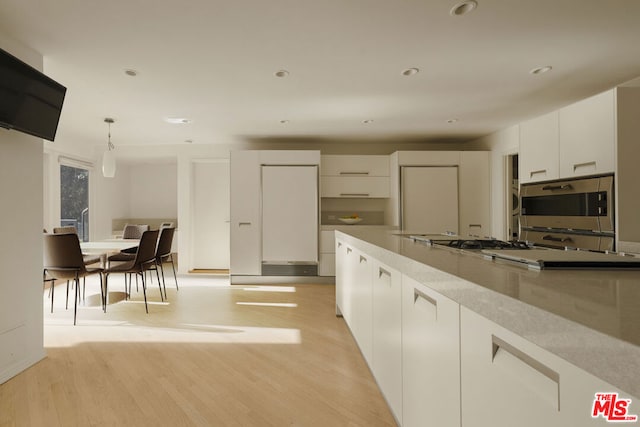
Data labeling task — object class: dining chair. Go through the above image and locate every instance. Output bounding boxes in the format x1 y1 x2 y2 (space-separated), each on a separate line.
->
43 233 105 325
122 224 149 239
103 229 160 314
52 226 101 302
149 226 178 299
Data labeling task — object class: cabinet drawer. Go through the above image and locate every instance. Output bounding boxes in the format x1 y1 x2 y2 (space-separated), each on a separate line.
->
321 176 390 198
321 155 389 176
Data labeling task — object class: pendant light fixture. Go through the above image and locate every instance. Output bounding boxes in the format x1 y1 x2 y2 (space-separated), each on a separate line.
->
102 117 116 178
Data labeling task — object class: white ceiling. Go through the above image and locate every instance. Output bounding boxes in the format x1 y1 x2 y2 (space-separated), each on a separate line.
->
1 0 640 149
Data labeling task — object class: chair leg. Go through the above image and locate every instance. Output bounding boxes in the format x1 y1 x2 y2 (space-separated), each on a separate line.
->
65 280 70 310
170 256 178 291
103 273 108 312
154 265 164 301
159 262 168 300
51 279 55 313
82 277 86 303
73 275 80 326
140 272 149 314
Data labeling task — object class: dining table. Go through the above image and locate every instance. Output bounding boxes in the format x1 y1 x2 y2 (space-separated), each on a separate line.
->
80 238 139 267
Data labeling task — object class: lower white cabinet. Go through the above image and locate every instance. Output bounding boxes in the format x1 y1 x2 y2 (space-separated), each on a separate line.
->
344 244 373 365
402 275 460 427
319 230 336 276
460 306 632 427
334 240 346 316
371 259 403 423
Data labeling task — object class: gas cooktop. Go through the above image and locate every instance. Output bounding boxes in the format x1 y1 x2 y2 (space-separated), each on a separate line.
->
429 239 532 250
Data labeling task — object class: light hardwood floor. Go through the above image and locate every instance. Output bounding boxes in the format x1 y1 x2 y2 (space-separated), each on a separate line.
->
0 275 397 426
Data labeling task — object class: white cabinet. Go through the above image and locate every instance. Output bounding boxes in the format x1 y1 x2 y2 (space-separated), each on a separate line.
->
519 89 616 183
321 155 389 176
320 155 390 198
402 275 460 427
460 306 630 427
559 89 615 178
319 230 336 276
459 151 491 238
371 260 402 423
519 111 560 184
334 239 346 316
340 243 373 364
230 150 261 275
351 247 373 365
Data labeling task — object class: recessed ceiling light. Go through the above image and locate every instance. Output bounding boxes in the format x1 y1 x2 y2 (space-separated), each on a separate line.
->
124 69 138 77
279 120 290 124
164 117 193 124
402 68 420 76
362 119 374 124
274 70 289 78
447 118 459 124
530 65 553 75
450 1 478 16
185 139 193 144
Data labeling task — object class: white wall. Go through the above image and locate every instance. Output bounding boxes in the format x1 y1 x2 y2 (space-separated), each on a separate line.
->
466 126 519 241
127 162 177 218
0 35 46 384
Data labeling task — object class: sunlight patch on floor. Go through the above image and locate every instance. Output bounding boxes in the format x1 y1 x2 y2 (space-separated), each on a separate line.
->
236 301 298 308
242 286 297 293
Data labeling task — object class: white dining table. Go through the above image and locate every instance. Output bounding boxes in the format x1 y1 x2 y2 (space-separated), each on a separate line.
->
80 239 139 267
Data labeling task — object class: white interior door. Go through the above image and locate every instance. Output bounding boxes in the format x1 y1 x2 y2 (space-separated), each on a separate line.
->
401 166 459 234
262 165 318 262
192 161 230 269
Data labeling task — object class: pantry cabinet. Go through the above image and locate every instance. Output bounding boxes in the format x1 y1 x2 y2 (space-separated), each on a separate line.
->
459 151 491 238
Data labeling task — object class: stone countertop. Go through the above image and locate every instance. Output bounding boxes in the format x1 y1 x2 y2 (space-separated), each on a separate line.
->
336 228 640 399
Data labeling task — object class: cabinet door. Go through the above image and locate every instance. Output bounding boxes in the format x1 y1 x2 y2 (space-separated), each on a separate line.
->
460 307 631 427
320 176 390 198
402 275 460 427
334 239 346 316
371 260 402 423
519 111 560 184
230 151 261 275
321 155 389 176
459 152 490 238
319 230 336 277
351 248 373 365
559 90 615 178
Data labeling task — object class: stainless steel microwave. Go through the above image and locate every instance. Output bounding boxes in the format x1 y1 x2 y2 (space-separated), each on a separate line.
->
520 175 614 251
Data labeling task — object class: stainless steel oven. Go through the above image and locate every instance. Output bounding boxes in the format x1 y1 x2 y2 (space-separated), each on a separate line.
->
520 174 614 251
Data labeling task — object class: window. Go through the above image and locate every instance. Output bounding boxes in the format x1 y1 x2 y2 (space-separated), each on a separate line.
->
60 164 89 241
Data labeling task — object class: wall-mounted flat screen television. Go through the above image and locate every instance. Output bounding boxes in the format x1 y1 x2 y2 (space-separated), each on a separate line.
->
0 47 67 142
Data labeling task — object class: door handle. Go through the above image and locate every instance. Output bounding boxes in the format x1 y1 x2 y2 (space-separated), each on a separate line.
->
238 222 251 226
340 193 370 197
339 171 369 176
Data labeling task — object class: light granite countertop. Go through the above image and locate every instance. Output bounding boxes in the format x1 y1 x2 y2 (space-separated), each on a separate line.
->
336 228 640 399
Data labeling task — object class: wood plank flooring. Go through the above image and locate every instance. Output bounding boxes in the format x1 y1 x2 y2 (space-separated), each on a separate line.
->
0 275 397 426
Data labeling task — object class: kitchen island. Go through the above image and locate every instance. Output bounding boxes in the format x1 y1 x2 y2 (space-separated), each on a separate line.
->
335 228 640 427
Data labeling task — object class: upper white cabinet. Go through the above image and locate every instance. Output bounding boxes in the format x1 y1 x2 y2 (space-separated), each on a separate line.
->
519 111 560 184
320 155 390 198
459 151 491 237
320 155 389 176
520 89 616 184
559 89 615 178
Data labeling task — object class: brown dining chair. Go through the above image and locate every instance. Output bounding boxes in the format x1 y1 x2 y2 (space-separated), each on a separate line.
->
103 229 160 313
149 227 178 299
43 233 105 325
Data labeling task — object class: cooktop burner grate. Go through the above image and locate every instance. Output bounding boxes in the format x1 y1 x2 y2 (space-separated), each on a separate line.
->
431 239 531 250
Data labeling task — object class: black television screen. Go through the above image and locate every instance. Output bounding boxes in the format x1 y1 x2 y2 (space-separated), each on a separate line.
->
0 47 67 142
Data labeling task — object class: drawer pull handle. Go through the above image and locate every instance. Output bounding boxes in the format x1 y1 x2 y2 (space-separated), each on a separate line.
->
340 193 370 197
339 172 369 176
542 235 572 243
238 222 251 226
346 247 352 254
492 335 560 411
530 169 547 178
359 255 367 263
541 184 572 191
573 161 596 171
414 288 437 320
378 267 391 279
